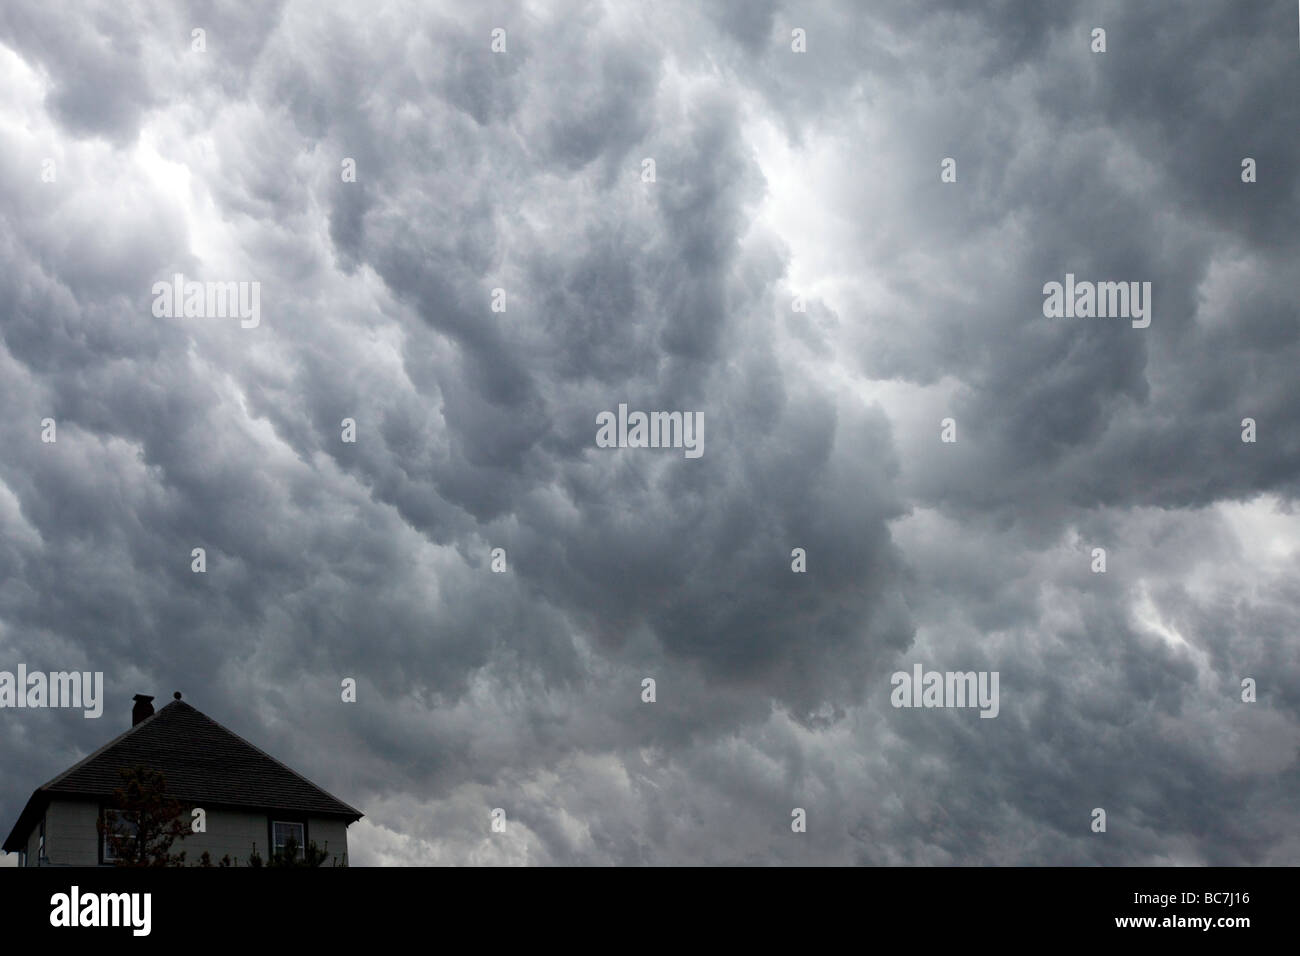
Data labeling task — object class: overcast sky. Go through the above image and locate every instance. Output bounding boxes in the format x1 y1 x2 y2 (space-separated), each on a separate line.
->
1 0 1298 866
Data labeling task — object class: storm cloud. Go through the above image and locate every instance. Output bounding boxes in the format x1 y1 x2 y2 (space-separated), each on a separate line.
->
1 0 1297 865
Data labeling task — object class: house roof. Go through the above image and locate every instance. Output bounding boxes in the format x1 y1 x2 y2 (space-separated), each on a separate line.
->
3 699 362 853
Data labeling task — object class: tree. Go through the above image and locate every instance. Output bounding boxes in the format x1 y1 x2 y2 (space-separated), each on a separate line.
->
97 766 190 867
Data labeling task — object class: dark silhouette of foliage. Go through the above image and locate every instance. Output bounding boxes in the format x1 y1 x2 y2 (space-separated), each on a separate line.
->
268 833 330 867
245 835 340 867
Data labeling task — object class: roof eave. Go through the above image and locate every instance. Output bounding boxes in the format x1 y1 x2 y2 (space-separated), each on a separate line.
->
2 790 50 854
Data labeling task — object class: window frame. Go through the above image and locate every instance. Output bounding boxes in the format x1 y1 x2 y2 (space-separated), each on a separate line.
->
99 807 139 865
268 817 308 862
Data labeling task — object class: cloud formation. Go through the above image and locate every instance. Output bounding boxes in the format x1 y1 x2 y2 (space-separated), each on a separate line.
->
1 0 1297 865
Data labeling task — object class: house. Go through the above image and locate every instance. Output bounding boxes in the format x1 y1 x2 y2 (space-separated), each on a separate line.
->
2 692 362 866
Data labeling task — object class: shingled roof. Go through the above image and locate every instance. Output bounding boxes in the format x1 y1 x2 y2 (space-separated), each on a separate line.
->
3 698 362 853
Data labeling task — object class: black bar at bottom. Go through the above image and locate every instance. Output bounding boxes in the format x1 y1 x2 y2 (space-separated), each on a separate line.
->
0 866 1285 943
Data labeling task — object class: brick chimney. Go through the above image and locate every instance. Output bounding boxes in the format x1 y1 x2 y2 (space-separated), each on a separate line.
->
132 694 155 726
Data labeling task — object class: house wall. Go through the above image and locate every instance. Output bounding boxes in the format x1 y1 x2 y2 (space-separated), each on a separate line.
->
185 808 351 866
36 798 351 866
45 799 100 866
186 806 266 865
24 811 46 866
306 817 350 866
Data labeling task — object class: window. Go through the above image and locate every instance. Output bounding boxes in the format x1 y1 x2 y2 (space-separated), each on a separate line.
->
271 820 305 860
101 809 138 863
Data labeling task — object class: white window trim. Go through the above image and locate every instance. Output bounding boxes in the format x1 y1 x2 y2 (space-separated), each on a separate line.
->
102 808 137 863
271 820 306 859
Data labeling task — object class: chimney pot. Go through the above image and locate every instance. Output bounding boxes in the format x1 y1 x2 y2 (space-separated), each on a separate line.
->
132 694 155 726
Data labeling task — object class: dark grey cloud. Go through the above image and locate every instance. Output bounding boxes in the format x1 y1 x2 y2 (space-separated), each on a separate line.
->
1 0 1296 866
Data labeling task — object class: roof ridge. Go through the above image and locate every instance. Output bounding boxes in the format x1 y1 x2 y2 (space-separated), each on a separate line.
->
184 705 364 819
41 698 360 816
